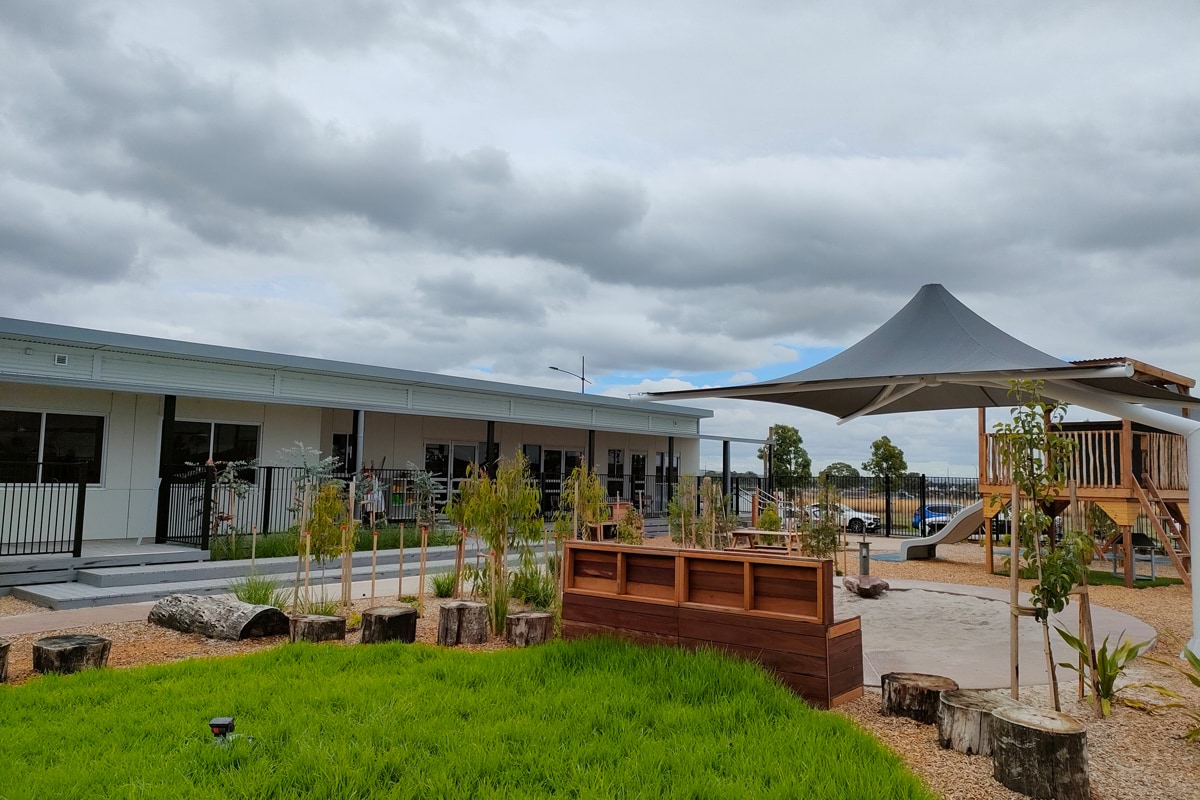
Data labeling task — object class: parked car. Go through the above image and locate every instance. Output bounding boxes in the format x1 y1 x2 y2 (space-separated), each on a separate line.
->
912 503 964 534
805 503 880 533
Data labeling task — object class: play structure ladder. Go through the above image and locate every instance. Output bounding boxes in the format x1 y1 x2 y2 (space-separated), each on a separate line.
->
1133 474 1191 588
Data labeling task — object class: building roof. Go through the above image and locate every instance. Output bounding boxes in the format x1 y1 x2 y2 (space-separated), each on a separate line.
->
649 284 1199 419
0 317 712 436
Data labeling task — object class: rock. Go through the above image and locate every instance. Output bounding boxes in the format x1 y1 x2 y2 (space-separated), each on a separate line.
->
881 672 959 723
148 594 289 641
361 606 417 644
0 637 10 683
32 634 111 675
991 705 1089 800
505 611 554 646
843 574 889 598
437 600 488 646
289 614 347 643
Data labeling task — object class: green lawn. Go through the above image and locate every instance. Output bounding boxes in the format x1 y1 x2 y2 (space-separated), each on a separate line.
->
0 639 931 800
997 567 1183 589
209 525 459 561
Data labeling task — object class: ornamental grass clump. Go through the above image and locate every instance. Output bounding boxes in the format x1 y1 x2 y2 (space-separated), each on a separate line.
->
229 573 288 609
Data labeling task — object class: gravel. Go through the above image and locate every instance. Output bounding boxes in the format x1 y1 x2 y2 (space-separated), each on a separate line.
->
0 595 48 617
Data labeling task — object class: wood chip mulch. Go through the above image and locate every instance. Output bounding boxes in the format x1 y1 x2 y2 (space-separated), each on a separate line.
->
1 595 512 685
835 541 1200 800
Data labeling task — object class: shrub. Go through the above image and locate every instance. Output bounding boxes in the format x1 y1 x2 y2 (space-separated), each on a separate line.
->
757 503 781 532
431 570 456 598
228 573 287 609
616 505 644 544
307 597 341 617
1056 628 1158 716
510 567 556 611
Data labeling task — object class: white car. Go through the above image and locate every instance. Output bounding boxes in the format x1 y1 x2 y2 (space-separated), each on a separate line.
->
804 503 880 533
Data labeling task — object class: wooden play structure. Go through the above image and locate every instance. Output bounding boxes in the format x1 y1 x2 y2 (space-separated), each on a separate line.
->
978 358 1192 588
560 540 864 708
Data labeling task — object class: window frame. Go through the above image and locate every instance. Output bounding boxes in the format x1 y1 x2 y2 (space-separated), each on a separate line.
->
0 407 109 486
172 418 262 466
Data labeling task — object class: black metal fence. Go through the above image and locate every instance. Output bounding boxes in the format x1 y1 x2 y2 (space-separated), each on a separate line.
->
734 473 983 538
0 462 88 557
157 465 425 547
156 463 986 550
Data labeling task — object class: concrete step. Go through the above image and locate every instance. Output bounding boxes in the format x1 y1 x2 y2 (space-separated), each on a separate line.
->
75 544 468 587
15 551 534 610
18 557 448 610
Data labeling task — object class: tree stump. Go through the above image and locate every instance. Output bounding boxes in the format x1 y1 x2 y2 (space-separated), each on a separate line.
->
148 594 289 640
881 672 959 724
0 637 10 683
289 614 347 643
361 606 417 644
991 705 1089 800
505 611 553 646
937 690 1014 755
32 634 112 675
437 600 488 646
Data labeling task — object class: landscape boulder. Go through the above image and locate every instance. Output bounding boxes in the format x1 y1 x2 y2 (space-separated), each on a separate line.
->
843 574 890 598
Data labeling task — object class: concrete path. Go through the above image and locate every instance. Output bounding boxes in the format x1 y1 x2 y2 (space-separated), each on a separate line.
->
837 578 1156 689
0 573 431 637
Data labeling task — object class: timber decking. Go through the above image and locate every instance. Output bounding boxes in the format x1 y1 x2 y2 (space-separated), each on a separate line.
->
561 541 863 708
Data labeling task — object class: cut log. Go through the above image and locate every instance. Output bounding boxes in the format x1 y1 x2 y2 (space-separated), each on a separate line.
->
991 705 1089 800
361 606 417 644
0 637 10 683
937 689 1015 755
437 600 488 646
32 634 111 675
881 672 960 724
290 614 347 643
505 611 553 646
148 594 289 641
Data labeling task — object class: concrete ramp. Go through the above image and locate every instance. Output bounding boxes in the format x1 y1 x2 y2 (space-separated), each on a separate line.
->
899 500 984 560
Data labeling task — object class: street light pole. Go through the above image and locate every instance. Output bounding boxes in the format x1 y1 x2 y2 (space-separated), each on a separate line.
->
549 356 591 394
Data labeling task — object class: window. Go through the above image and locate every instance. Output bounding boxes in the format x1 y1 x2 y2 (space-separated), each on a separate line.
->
170 421 259 465
0 410 105 483
42 414 105 483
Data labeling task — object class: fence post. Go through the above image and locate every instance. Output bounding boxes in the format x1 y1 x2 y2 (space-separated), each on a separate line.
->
919 474 928 534
200 464 216 551
884 474 892 538
72 463 87 558
260 466 274 534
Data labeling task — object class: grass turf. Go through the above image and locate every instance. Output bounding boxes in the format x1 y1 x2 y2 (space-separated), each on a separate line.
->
209 525 459 561
0 638 931 800
997 567 1183 588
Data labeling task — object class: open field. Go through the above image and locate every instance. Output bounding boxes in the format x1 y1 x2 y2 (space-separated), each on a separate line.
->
0 638 933 800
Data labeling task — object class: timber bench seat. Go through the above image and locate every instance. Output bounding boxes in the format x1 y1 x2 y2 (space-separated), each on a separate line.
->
561 541 863 708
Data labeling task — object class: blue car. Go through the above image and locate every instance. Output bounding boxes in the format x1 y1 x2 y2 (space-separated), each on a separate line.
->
912 503 963 534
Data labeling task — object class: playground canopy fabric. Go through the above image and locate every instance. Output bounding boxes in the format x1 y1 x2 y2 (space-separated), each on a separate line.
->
647 284 1199 419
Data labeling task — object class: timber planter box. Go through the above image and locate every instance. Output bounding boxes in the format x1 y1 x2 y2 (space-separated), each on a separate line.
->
561 541 863 709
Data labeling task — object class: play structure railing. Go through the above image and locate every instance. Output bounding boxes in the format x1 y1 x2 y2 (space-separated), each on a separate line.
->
984 430 1188 491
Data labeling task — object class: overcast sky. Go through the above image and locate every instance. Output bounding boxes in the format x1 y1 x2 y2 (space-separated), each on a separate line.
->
2 1 1198 475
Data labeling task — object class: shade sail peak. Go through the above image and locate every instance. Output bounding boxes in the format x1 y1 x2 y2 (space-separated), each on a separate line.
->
647 284 1198 417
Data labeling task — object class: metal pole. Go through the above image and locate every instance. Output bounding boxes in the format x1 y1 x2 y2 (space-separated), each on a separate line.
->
884 474 892 537
260 466 273 534
154 394 177 543
72 463 87 558
722 440 731 497
581 355 586 394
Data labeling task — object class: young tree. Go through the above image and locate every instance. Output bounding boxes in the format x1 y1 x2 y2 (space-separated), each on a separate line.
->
819 462 860 480
862 436 908 479
757 424 812 479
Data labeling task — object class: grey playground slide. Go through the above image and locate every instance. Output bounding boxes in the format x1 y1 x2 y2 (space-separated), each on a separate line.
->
899 500 985 560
